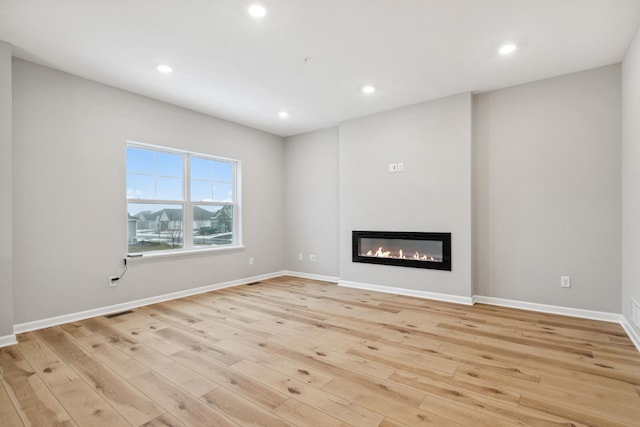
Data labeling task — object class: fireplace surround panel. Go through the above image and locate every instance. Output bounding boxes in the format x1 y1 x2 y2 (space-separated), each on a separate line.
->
352 231 451 271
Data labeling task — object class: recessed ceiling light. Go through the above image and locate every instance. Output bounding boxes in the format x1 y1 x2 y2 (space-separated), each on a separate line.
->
157 64 173 73
278 111 289 118
248 4 267 18
498 43 517 55
362 85 376 94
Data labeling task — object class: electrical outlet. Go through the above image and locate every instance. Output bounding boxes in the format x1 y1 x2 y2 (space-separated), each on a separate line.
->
397 162 404 172
249 257 254 265
560 276 571 288
298 253 303 261
308 254 316 262
109 276 119 287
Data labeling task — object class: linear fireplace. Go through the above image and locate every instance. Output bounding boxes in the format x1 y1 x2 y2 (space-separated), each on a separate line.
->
352 231 451 271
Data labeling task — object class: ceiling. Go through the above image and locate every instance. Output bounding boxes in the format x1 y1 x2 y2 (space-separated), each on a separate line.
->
1 0 639 137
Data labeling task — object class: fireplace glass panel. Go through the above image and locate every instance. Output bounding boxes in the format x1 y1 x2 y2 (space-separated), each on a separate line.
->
359 238 443 262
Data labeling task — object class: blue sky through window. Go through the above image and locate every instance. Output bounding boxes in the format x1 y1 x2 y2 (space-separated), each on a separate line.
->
190 156 234 202
127 147 234 202
127 147 183 200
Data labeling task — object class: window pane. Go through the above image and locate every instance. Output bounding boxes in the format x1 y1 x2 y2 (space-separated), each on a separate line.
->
212 182 233 202
213 161 233 183
191 158 234 202
156 177 183 200
191 180 213 202
127 174 154 199
193 205 233 247
191 157 213 180
127 147 183 201
127 147 154 174
128 203 184 253
156 152 182 177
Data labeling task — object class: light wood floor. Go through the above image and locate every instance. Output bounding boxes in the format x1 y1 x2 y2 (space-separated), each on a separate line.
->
1 277 640 426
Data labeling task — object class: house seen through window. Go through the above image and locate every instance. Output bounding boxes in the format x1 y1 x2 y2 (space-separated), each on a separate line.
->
126 142 240 254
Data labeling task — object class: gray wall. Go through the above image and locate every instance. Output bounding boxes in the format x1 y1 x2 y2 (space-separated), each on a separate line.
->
338 93 472 297
0 42 13 337
284 127 339 277
622 28 640 333
5 53 633 334
12 59 285 324
473 65 621 312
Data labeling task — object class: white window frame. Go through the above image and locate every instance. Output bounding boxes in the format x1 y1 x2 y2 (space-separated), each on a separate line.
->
126 141 242 256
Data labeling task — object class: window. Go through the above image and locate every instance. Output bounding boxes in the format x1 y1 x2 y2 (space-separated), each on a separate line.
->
126 142 240 254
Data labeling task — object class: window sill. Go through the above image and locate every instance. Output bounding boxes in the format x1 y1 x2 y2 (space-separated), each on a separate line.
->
127 245 245 261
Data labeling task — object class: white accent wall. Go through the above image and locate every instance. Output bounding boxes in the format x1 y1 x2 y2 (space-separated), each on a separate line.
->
338 93 473 297
473 65 622 312
12 59 285 325
622 27 640 334
0 42 13 339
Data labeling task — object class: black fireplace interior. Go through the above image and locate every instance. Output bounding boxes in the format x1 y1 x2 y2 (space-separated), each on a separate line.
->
352 231 451 271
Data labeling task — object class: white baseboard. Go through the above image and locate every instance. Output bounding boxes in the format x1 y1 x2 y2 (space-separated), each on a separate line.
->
472 295 622 324
0 334 17 348
8 272 639 354
338 280 474 305
13 271 284 335
620 317 640 352
283 271 339 283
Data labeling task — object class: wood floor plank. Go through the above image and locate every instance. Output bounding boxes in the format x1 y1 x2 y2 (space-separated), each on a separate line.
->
81 318 217 395
36 327 163 425
454 363 638 415
378 418 411 427
517 383 640 425
268 336 397 380
170 349 289 411
538 371 640 409
18 337 80 388
130 371 238 427
0 372 25 427
0 347 76 426
51 379 130 427
112 322 185 356
348 340 459 375
230 358 385 426
153 326 243 366
417 395 529 427
322 377 461 426
74 334 150 380
257 353 334 388
272 398 350 427
3 277 639 426
518 394 631 427
139 413 186 427
200 386 292 427
527 355 637 394
394 370 580 426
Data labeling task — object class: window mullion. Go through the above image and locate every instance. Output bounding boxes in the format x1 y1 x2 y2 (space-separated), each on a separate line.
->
233 161 240 246
183 153 192 250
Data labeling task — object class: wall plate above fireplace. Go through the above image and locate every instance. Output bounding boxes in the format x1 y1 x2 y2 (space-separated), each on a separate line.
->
352 231 451 271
